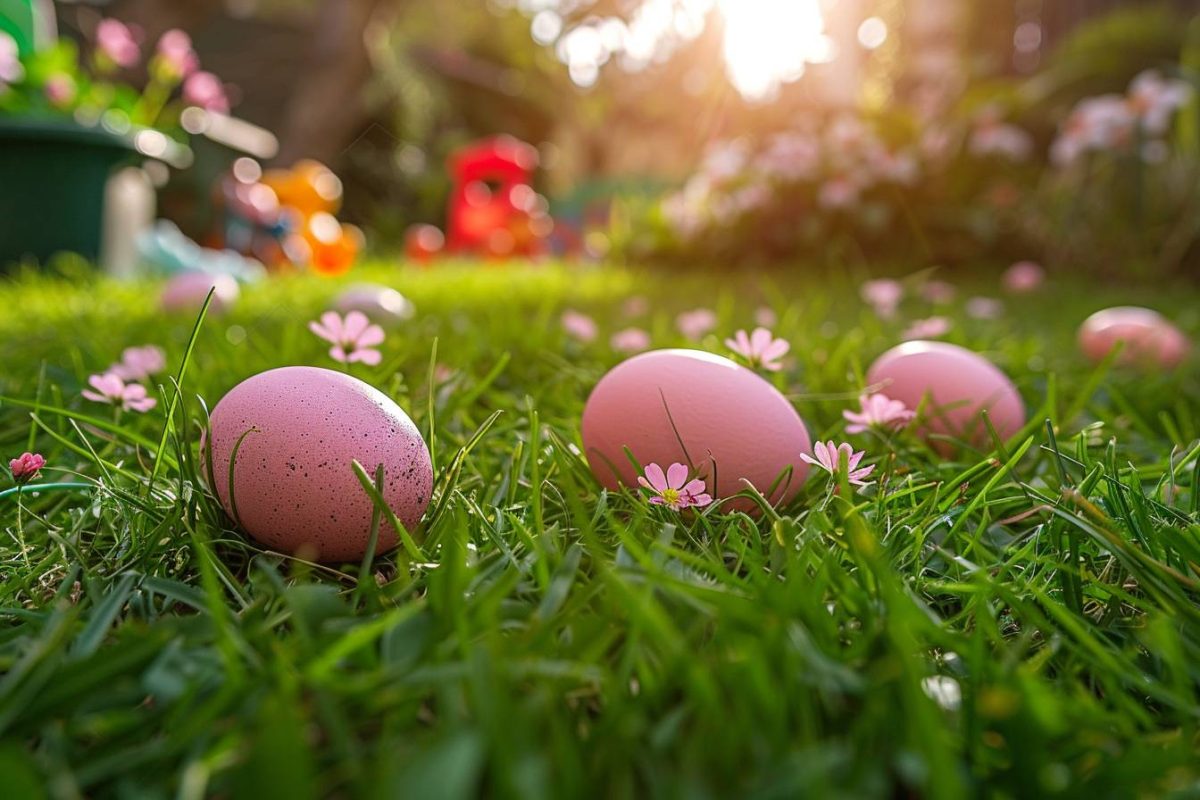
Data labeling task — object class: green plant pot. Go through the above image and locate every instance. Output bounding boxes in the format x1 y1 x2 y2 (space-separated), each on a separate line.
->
0 118 136 270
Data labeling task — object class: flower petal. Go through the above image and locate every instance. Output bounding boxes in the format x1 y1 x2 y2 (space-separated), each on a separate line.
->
643 463 667 492
342 311 371 342
356 324 386 348
352 348 383 366
666 462 689 489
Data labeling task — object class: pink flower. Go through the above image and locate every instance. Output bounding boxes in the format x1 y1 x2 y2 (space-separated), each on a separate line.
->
754 307 777 327
44 74 76 107
966 296 1004 320
82 373 157 412
109 345 166 381
637 462 712 511
920 280 956 304
309 310 385 365
1128 70 1192 135
611 327 651 353
969 109 1033 161
183 70 228 113
677 308 717 341
1003 261 1044 293
622 296 649 317
818 176 860 210
902 316 952 340
9 452 46 483
725 327 789 371
801 441 875 487
843 393 915 434
561 309 598 343
861 279 903 319
96 19 140 68
156 29 198 78
1 31 25 85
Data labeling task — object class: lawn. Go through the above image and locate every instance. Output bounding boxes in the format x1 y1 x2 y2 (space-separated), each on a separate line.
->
1 261 1199 799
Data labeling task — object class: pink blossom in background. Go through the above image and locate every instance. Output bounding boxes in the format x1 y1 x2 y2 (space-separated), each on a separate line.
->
818 176 860 210
309 311 386 365
969 108 1033 161
920 280 956 304
860 279 903 319
1003 261 1044 293
96 19 140 68
676 308 718 341
44 74 76 107
1128 70 1192 135
156 29 198 77
611 327 651 353
902 316 952 340
622 296 649 317
183 71 228 112
757 132 820 180
701 140 749 184
801 441 875 487
872 149 919 185
9 452 46 483
109 345 167 382
1050 95 1134 167
82 373 157 412
725 327 789 371
638 462 712 511
843 393 915 434
966 296 1004 320
754 306 778 327
0 32 24 86
561 309 598 343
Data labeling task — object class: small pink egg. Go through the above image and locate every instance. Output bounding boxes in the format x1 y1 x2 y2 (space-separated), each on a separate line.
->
866 341 1026 446
1078 306 1189 369
582 349 811 510
206 366 433 562
161 272 240 314
333 284 415 326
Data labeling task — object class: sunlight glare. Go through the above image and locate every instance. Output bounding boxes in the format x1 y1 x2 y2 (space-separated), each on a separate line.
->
716 0 828 100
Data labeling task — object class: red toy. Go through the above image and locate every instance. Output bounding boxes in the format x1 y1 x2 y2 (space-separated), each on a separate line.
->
445 135 553 258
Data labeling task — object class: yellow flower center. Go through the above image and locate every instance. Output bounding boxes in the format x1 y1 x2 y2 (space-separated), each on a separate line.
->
661 488 682 506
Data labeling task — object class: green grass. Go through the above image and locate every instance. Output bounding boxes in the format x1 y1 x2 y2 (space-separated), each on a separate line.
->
1 260 1199 799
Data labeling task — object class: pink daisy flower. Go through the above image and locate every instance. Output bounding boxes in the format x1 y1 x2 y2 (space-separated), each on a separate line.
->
965 297 1004 320
637 462 712 511
309 310 386 365
676 308 718 341
1002 261 1044 293
109 345 166 382
843 393 915 434
725 327 789 371
902 316 952 340
611 327 651 353
561 309 598 343
801 441 875 487
9 452 46 483
82 373 157 413
861 279 903 319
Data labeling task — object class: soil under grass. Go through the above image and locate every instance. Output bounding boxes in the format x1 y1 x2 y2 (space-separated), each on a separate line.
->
1 261 1199 798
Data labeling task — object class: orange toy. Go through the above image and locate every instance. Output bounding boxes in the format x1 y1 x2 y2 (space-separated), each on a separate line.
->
259 160 361 275
305 213 363 276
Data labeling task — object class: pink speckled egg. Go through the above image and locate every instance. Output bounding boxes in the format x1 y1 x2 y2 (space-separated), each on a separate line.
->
581 349 811 510
206 366 433 562
1078 306 1189 369
866 341 1026 446
333 284 415 326
161 272 240 314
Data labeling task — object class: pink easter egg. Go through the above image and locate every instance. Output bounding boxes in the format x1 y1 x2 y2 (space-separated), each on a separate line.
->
581 349 811 510
1078 306 1189 369
206 366 433 562
161 272 240 314
333 284 415 326
866 341 1026 446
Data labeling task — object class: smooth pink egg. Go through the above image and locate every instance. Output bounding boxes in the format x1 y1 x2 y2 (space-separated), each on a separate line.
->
866 341 1026 446
206 366 433 562
161 272 240 314
1078 306 1189 369
581 349 811 510
333 284 415 326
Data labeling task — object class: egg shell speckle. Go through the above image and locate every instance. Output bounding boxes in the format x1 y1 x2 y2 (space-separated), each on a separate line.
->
1078 306 1189 369
333 284 415 326
206 366 433 562
866 340 1026 446
581 349 811 509
161 272 240 314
